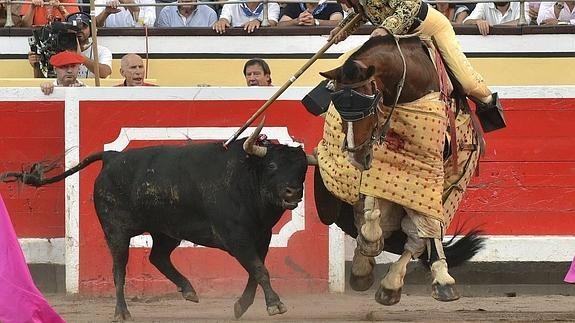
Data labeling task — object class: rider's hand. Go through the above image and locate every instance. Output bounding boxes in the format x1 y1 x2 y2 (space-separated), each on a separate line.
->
370 27 388 38
212 19 230 34
28 52 40 66
475 20 490 36
328 26 349 44
243 19 261 33
31 0 44 7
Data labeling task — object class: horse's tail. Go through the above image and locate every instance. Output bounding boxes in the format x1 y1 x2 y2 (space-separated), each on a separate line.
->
0 152 106 187
442 228 485 268
418 228 485 268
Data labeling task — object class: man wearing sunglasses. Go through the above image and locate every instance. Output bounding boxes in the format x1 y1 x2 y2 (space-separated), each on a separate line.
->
328 0 498 108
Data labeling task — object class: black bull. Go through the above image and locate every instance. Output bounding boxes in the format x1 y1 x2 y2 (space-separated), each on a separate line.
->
2 125 483 320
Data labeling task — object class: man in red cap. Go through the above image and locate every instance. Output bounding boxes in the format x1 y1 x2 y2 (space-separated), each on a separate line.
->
40 50 86 95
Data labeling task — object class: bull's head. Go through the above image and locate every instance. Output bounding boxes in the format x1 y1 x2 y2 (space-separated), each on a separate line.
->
242 119 316 210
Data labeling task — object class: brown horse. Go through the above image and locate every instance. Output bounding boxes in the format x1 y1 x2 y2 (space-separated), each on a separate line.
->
318 35 480 305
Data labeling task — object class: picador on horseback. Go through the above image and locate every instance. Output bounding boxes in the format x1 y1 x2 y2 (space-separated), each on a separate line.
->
308 0 506 307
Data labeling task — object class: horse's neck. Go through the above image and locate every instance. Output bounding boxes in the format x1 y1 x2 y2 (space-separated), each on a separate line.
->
360 42 439 105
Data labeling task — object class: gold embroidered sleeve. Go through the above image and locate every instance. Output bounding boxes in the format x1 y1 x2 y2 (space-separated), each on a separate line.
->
337 10 367 31
380 0 421 34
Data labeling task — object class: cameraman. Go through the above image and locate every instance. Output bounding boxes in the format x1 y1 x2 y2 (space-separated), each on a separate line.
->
28 12 112 79
40 51 86 95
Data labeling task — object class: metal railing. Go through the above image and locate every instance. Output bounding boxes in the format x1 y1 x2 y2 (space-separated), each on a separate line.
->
1 0 562 28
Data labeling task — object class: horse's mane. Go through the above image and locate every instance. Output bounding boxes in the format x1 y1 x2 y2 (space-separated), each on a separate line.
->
349 35 423 60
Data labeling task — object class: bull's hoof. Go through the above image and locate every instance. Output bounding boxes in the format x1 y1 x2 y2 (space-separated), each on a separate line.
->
113 309 133 322
178 286 199 303
431 283 460 302
357 235 383 257
182 290 199 303
375 285 402 306
234 300 250 319
349 272 374 291
266 302 288 316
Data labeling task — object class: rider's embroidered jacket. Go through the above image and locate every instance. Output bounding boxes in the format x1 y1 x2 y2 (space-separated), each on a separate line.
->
340 0 422 35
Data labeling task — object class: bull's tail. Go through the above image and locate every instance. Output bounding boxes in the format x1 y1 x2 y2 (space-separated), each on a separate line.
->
0 152 106 187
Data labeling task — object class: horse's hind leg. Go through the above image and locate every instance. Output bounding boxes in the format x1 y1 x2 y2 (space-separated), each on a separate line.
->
428 238 460 302
408 211 460 302
375 214 424 306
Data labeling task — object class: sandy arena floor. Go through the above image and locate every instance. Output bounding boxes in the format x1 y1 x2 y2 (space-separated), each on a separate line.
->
46 290 575 322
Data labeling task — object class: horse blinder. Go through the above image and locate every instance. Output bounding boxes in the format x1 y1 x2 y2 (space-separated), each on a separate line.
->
331 84 381 122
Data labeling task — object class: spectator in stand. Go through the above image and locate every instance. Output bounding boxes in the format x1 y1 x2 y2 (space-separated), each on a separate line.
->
463 2 530 35
20 0 79 27
1 2 22 26
431 1 470 24
243 58 272 86
116 54 158 86
537 1 575 25
156 0 217 27
278 2 343 27
40 51 86 95
213 0 280 34
95 0 156 27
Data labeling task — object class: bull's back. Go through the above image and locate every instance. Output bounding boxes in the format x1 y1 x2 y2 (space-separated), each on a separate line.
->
92 143 243 246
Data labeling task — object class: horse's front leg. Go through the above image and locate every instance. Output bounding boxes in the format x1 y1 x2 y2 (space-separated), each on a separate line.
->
357 196 383 257
428 238 460 302
349 246 376 291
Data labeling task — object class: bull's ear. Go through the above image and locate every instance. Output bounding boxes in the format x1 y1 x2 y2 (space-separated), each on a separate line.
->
319 66 341 81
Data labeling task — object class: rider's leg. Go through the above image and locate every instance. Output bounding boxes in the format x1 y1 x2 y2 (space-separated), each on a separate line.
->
417 6 494 104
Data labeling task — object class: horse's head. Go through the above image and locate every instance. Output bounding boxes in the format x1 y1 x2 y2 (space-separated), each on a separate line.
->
321 60 381 170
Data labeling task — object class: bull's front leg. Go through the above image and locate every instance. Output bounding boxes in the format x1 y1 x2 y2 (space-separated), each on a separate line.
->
234 233 272 319
227 233 286 317
357 196 383 257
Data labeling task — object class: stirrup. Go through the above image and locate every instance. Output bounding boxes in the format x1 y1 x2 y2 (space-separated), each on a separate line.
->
471 92 507 133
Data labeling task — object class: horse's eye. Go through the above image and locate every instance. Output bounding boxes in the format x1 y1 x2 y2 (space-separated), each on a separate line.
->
267 162 278 171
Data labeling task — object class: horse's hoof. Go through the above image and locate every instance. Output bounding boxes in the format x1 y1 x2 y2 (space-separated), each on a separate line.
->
349 272 374 291
375 286 402 306
357 236 383 257
267 302 288 316
431 283 460 302
234 300 249 319
113 309 133 322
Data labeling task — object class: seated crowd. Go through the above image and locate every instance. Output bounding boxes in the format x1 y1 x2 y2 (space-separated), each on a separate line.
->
2 0 573 30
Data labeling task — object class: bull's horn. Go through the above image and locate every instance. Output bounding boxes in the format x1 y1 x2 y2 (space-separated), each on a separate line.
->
243 117 268 157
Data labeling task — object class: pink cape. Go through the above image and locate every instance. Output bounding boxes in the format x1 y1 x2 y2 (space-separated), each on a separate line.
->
565 255 575 284
0 194 65 323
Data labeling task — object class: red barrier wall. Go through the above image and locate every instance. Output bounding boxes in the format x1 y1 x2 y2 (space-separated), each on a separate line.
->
1 88 574 295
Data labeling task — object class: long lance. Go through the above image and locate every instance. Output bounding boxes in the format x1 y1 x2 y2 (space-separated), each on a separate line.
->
223 13 363 148
89 0 101 86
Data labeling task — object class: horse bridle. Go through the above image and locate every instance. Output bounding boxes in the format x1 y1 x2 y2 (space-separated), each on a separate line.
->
330 35 407 154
